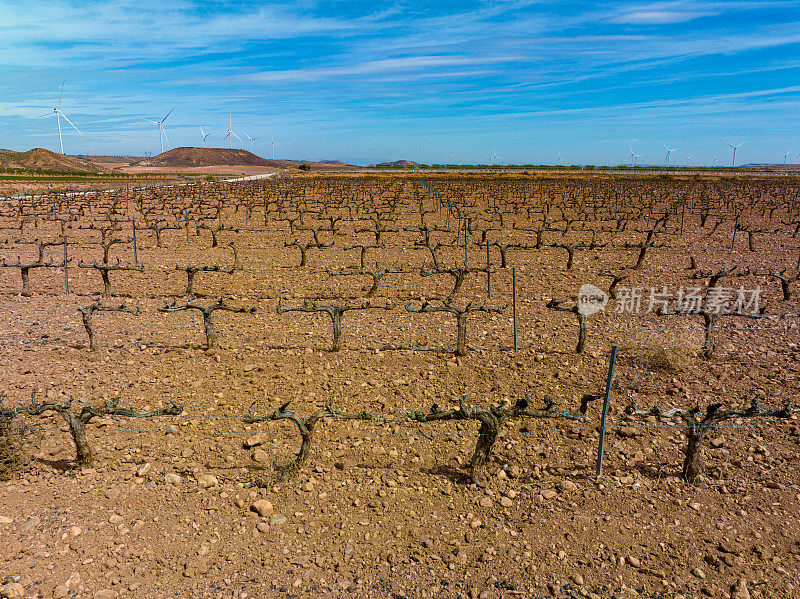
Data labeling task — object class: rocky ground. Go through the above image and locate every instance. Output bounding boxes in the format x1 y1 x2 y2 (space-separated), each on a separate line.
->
1 173 799 598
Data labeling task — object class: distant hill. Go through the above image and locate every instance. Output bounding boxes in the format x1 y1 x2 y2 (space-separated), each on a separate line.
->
134 147 276 167
0 148 103 173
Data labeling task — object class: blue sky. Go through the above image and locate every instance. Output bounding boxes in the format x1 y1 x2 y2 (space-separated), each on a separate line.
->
1 0 799 165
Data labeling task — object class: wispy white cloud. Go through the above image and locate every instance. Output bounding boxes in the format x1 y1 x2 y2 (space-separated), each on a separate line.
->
2 0 800 161
611 9 717 24
244 55 520 82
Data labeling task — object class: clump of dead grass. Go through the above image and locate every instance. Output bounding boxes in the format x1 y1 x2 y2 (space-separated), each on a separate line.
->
621 326 699 374
0 416 35 480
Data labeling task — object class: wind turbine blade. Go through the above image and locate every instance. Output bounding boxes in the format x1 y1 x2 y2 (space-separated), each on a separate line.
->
161 127 170 147
146 120 160 125
36 112 53 118
232 132 242 142
58 80 64 110
59 111 82 135
161 107 175 123
224 131 231 140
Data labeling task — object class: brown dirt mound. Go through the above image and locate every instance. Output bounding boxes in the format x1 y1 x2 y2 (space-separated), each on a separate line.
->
135 147 276 168
0 148 101 173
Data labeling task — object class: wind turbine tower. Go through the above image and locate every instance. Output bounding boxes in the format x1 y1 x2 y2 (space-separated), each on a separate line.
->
38 81 82 155
242 131 259 153
200 126 212 148
224 115 242 149
662 143 677 167
147 108 174 154
721 139 748 168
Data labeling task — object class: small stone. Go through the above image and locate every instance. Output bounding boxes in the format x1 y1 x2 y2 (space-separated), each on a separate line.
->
334 461 346 471
252 448 269 463
626 556 641 567
689 502 701 511
93 590 118 599
617 426 638 438
731 578 751 599
560 480 578 493
270 515 287 525
256 522 270 533
718 541 743 555
0 583 24 598
478 496 493 508
70 526 81 537
570 574 584 586
251 500 273 517
303 481 314 492
541 489 557 500
692 567 706 579
65 573 81 589
0 516 12 525
20 516 40 531
164 473 181 485
244 433 268 449
105 488 120 500
109 514 124 525
197 474 218 488
500 496 513 508
136 463 151 477
53 585 69 599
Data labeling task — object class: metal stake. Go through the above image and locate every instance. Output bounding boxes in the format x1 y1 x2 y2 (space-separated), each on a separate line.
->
132 220 138 264
486 240 491 298
63 236 69 294
596 345 619 477
512 267 518 352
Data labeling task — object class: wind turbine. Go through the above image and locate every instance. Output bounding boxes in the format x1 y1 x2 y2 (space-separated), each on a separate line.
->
224 115 242 149
489 147 500 165
37 81 82 155
721 139 748 168
713 154 718 168
242 131 260 152
147 108 174 154
200 126 212 148
269 136 281 159
628 146 636 167
662 143 677 167
779 149 793 165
